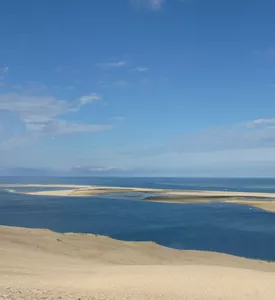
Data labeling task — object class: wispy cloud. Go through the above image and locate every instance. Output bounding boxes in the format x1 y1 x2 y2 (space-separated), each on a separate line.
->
26 119 112 135
97 60 127 68
174 119 275 153
133 0 165 10
121 118 275 158
245 118 275 127
132 67 148 72
79 93 101 105
0 93 112 139
0 93 69 122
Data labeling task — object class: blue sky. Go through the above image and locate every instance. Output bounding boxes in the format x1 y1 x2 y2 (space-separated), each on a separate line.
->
1 0 275 176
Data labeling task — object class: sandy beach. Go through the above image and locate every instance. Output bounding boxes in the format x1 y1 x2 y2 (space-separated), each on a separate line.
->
0 225 275 300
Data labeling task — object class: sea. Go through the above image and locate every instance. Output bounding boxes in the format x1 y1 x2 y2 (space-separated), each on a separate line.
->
0 177 275 261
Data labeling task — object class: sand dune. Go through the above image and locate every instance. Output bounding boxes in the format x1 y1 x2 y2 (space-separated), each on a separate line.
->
0 226 275 299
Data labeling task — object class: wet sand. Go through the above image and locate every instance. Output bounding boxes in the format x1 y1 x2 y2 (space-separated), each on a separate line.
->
1 225 275 300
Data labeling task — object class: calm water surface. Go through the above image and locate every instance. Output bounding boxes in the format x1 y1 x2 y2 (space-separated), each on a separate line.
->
0 177 275 261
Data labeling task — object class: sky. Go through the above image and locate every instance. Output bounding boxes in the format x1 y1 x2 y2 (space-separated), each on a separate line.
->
1 0 275 177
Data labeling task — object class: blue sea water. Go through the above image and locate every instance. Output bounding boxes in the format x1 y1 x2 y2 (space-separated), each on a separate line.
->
2 176 275 192
0 177 275 261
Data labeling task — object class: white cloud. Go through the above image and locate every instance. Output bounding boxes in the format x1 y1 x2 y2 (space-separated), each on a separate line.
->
79 93 101 105
97 60 127 68
133 67 148 72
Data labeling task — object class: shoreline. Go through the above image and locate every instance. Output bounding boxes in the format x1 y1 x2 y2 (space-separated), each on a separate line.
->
2 183 275 212
146 195 275 213
3 183 275 198
1 225 275 299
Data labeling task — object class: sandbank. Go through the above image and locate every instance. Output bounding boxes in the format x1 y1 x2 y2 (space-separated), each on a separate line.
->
2 184 275 212
147 195 275 212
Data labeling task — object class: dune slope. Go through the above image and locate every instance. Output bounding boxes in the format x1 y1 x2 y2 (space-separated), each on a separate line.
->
0 226 275 299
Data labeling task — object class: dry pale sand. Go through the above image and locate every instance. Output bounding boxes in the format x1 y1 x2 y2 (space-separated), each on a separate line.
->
2 184 164 197
0 226 275 300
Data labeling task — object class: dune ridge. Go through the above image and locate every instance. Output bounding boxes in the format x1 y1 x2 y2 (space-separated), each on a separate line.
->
1 225 275 299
